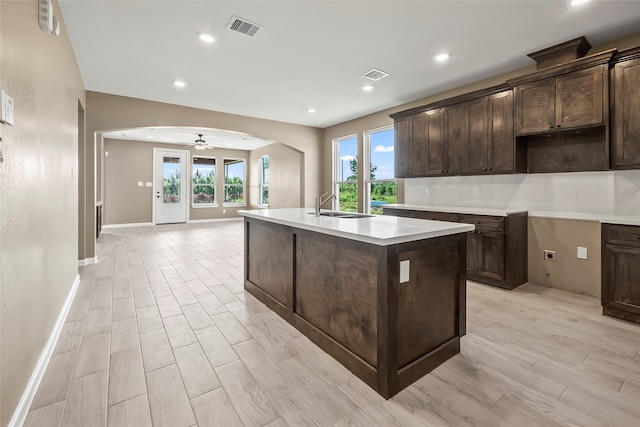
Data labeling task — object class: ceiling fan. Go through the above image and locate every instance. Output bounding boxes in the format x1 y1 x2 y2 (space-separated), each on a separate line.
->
193 133 213 150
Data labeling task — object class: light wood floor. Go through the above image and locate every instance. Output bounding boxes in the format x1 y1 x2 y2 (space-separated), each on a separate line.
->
25 220 640 426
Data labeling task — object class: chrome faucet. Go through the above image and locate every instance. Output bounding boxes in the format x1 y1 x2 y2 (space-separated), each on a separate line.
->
315 192 336 216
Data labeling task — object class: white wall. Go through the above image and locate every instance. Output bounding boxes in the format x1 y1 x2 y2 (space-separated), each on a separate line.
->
405 170 640 218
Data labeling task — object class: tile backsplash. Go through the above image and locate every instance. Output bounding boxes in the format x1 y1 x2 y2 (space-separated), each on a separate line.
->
404 170 640 217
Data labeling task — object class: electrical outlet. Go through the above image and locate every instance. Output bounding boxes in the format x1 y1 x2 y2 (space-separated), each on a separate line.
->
544 250 557 262
473 186 481 196
577 246 588 260
400 260 410 283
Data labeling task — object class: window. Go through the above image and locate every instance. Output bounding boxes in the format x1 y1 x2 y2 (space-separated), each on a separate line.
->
224 158 245 205
192 156 216 205
258 155 269 206
365 126 397 214
333 135 358 212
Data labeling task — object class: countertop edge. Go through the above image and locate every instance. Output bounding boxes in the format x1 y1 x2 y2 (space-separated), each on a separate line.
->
238 209 474 246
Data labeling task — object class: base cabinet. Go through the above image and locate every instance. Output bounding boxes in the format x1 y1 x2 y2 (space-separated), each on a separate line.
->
601 223 640 324
384 208 527 290
244 217 468 398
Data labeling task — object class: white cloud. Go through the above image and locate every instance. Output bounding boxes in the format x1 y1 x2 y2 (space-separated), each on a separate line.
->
374 145 394 153
340 155 356 161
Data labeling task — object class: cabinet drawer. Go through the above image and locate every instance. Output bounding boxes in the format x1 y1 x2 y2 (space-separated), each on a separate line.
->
458 214 504 232
413 211 458 222
604 224 640 247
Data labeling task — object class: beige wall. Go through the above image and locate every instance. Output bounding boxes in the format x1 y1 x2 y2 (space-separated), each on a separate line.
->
249 144 302 209
0 1 85 425
528 218 601 298
103 138 253 224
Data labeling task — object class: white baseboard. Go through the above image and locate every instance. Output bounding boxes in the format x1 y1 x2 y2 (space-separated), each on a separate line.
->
102 222 154 229
188 217 243 224
8 274 81 427
77 257 97 267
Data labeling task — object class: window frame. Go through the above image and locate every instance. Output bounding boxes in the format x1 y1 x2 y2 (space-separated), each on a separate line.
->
364 125 397 214
223 157 247 207
332 134 358 212
191 155 218 208
258 155 269 208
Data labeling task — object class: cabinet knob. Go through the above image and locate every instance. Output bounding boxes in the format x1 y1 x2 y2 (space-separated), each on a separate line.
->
549 125 554 129
488 167 492 171
557 124 561 128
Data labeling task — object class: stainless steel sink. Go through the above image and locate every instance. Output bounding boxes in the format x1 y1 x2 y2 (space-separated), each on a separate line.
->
308 211 373 219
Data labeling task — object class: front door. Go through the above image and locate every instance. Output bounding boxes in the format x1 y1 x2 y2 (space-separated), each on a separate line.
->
154 148 188 224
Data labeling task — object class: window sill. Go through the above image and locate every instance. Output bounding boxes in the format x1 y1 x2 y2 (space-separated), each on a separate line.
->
223 203 247 208
258 204 269 209
191 204 219 208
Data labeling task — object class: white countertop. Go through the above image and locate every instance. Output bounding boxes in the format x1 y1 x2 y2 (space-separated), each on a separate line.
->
383 204 528 217
238 208 474 246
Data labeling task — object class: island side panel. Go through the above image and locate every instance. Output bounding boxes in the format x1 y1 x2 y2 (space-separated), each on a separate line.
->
295 230 379 367
245 219 294 311
386 233 467 395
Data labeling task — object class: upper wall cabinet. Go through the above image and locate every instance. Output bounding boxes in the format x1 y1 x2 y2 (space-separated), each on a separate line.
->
611 47 640 169
466 91 516 174
391 86 523 178
514 64 607 136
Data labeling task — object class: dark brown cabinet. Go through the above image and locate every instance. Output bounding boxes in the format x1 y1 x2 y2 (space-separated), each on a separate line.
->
601 223 640 324
611 51 640 169
514 65 607 136
445 103 467 175
458 215 507 285
383 208 527 290
394 116 412 177
466 91 516 174
426 108 447 175
391 86 519 177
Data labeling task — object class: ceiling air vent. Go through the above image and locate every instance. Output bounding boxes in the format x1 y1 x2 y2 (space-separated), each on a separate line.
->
226 16 262 37
363 69 389 81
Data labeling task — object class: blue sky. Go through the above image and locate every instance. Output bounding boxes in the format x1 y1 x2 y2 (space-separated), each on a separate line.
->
338 128 395 181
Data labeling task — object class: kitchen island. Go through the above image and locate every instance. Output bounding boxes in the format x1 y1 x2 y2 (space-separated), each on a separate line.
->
238 208 474 398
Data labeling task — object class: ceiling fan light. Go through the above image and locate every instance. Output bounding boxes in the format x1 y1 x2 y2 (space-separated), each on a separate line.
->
194 144 206 150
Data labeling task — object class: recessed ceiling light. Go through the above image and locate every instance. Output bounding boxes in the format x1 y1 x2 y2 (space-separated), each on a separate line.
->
570 0 589 5
199 33 215 43
434 53 450 62
173 80 186 88
146 135 153 139
362 85 374 92
307 108 316 113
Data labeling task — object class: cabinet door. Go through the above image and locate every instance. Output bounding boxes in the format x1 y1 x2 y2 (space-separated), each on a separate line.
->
394 116 412 178
466 232 479 276
514 77 555 135
477 231 506 282
556 65 604 130
445 103 468 174
612 58 640 168
426 108 446 175
466 97 489 173
410 113 428 176
603 243 640 321
488 90 515 173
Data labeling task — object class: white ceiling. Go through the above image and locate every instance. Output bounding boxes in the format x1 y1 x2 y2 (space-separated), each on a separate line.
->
59 0 640 132
102 126 272 150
